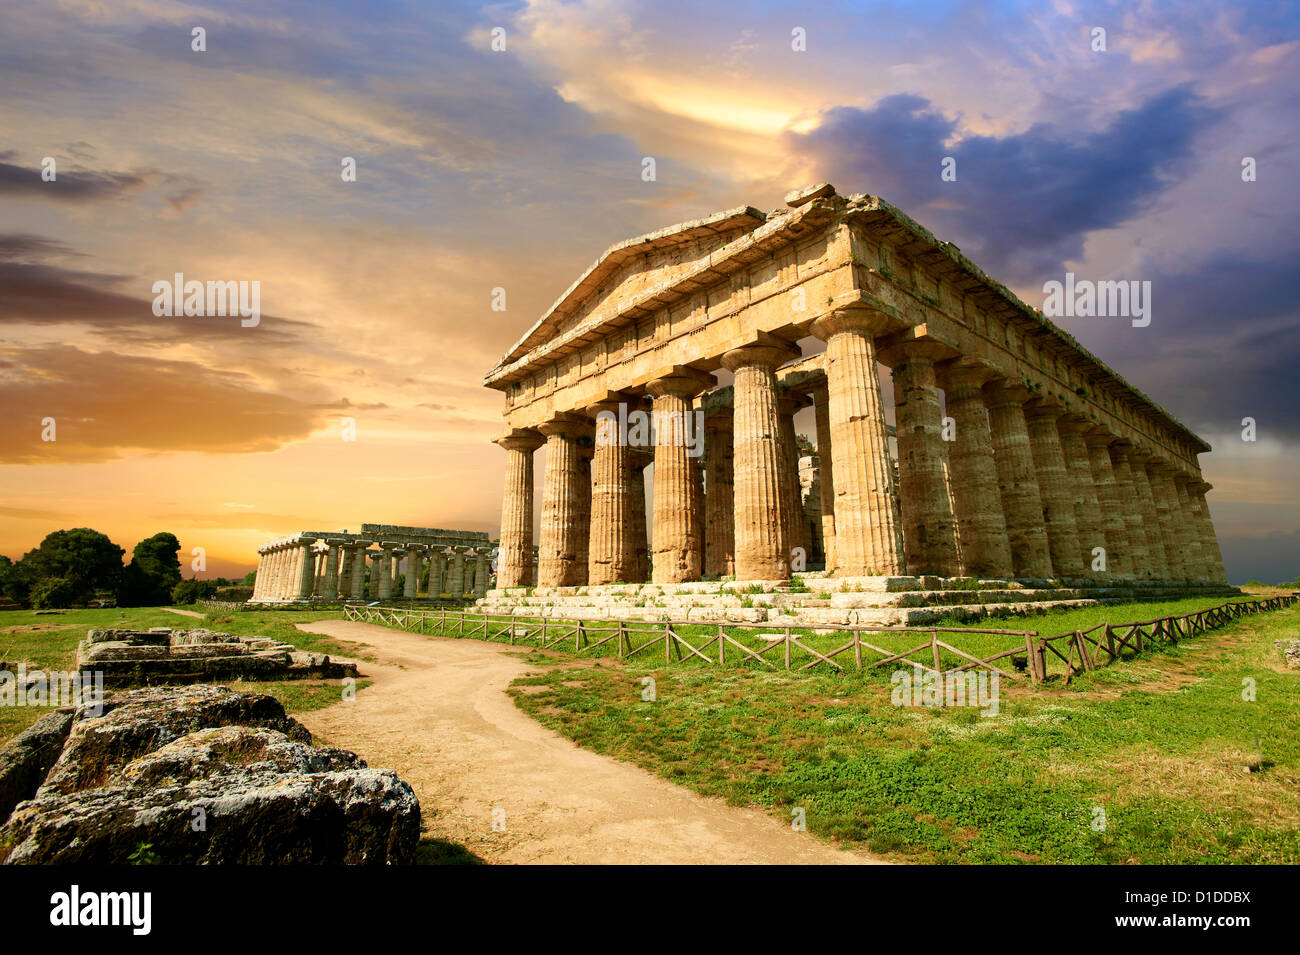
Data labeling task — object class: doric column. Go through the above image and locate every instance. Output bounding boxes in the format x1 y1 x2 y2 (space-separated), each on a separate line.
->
885 342 960 576
538 414 589 587
474 549 490 597
587 398 635 585
937 363 1014 578
1127 451 1170 579
1085 433 1133 577
721 343 797 580
372 545 393 600
429 549 447 595
404 547 423 598
776 392 807 562
269 547 285 600
251 550 266 600
647 372 712 583
1172 474 1208 582
388 547 406 596
1056 417 1106 577
809 309 902 576
703 414 735 577
495 429 543 588
448 546 468 596
1146 464 1187 580
1024 400 1085 578
628 449 652 582
1108 443 1152 578
464 549 477 594
350 542 371 599
811 384 836 572
295 539 318 599
322 540 343 598
1189 481 1227 583
983 380 1053 578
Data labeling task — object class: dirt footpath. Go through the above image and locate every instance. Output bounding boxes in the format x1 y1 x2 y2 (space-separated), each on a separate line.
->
295 619 881 865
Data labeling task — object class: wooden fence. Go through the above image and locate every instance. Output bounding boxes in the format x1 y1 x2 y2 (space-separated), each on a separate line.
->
346 592 1297 684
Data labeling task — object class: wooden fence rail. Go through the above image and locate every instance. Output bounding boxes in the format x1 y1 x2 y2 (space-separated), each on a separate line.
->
343 593 1297 685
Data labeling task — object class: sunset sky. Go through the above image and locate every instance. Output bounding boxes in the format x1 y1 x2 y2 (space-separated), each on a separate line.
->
2 0 1297 583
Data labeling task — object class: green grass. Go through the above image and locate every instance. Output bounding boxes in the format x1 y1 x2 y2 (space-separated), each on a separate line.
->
506 599 1300 864
0 607 363 743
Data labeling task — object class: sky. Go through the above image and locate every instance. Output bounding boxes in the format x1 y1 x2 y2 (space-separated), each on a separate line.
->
1 0 1297 583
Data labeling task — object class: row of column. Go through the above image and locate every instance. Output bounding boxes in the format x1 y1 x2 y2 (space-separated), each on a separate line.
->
495 305 1227 587
252 538 495 602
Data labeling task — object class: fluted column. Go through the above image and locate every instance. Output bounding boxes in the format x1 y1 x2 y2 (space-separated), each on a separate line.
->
403 548 422 598
984 380 1053 578
1024 400 1085 578
628 449 652 582
1189 481 1227 583
1146 464 1187 580
443 546 464 596
464 550 477 595
1084 432 1133 577
1172 475 1208 582
295 540 318 599
1056 417 1106 577
321 541 341 598
809 310 902 576
721 344 797 580
776 393 807 562
374 545 394 600
704 415 735 577
1109 443 1152 578
474 549 490 597
811 384 837 572
888 344 960 576
538 414 589 587
495 429 543 588
647 373 711 583
430 549 447 595
270 547 286 599
586 400 634 585
1127 452 1170 579
350 543 370 599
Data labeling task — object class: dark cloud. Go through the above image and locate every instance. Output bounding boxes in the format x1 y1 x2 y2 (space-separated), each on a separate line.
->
1219 530 1300 585
0 157 145 201
788 86 1221 281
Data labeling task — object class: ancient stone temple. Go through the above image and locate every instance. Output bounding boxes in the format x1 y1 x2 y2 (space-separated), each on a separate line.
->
481 184 1229 624
249 524 499 604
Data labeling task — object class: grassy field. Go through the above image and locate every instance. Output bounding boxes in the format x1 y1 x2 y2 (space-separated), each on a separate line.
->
505 597 1300 864
0 606 363 743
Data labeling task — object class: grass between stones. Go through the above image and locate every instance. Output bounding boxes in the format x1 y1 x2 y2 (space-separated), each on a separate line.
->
0 607 365 744
506 599 1300 864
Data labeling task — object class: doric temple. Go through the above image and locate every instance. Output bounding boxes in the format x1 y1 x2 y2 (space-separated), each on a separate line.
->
250 524 496 603
482 184 1228 599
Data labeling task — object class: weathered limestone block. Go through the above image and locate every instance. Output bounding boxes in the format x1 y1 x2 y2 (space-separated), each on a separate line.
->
1127 451 1171 578
984 380 1053 578
1109 444 1153 578
810 309 902 576
1084 432 1134 577
1024 400 1085 578
0 710 74 823
1057 416 1107 578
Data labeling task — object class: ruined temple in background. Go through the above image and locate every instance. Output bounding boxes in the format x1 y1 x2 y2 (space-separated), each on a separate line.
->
480 184 1230 625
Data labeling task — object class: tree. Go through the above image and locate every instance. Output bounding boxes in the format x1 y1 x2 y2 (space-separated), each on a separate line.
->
30 576 78 610
171 578 217 605
18 528 124 606
0 555 28 605
242 571 257 586
117 533 182 606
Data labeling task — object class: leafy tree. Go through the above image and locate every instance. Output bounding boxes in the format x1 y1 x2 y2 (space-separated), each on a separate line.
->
242 571 257 586
171 577 217 605
0 555 29 605
30 576 78 609
18 528 124 606
117 532 182 606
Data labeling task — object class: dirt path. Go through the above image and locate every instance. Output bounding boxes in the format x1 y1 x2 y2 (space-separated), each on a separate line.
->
295 619 880 865
161 607 204 618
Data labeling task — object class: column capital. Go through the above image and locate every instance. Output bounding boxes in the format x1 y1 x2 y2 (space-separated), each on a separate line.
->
495 428 544 452
937 358 998 390
809 304 900 341
537 413 589 439
875 336 960 368
1082 427 1121 449
719 333 800 372
645 368 716 398
982 379 1033 406
1056 413 1095 434
1190 480 1213 494
1023 396 1068 421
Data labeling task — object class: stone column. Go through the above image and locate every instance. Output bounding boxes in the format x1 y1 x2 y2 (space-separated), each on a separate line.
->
1189 481 1227 583
1024 400 1085 579
321 541 343 599
295 539 318 599
495 429 543 588
538 414 589 587
350 542 370 599
1146 464 1188 580
448 546 468 596
1056 417 1106 578
1108 443 1152 579
628 449 652 582
1127 451 1170 579
984 380 1053 578
474 549 490 598
464 550 477 594
1172 474 1208 582
776 392 807 562
887 343 960 576
703 415 735 577
267 547 283 600
575 452 593 584
587 399 634 585
647 372 711 583
404 547 423 598
811 384 837 572
809 310 903 577
429 549 447 595
939 363 1013 579
721 343 797 581
1085 433 1133 578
